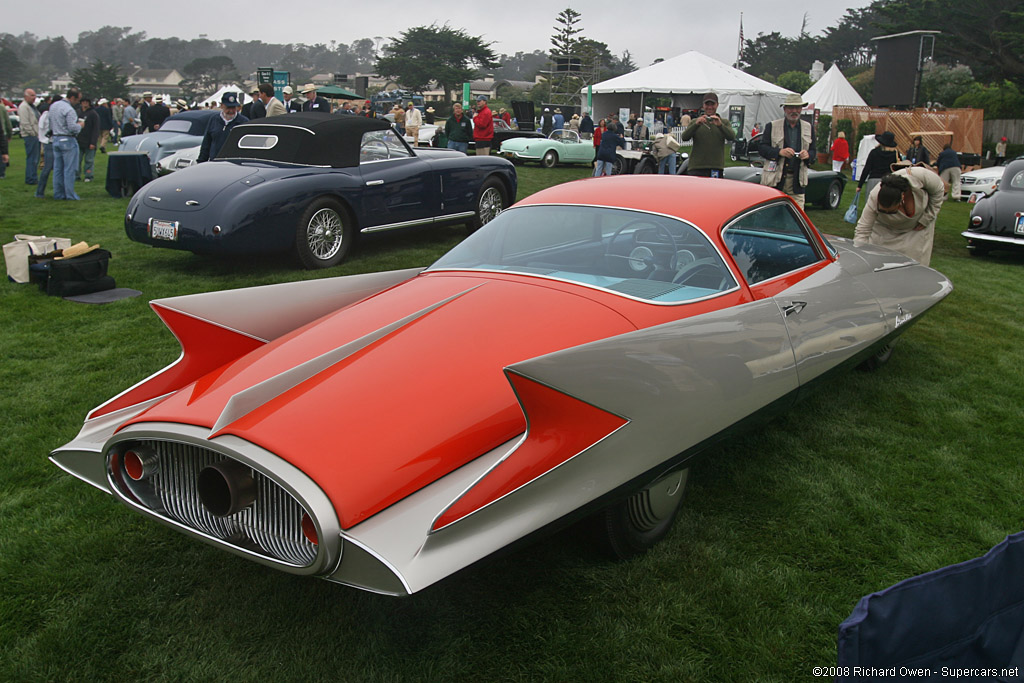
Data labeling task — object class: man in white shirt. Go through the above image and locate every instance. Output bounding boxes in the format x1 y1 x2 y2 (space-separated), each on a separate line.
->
18 89 40 184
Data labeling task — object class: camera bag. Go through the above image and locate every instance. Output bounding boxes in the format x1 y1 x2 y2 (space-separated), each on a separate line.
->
44 249 116 297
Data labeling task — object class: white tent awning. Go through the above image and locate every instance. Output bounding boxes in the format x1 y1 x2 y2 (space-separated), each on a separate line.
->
801 64 867 115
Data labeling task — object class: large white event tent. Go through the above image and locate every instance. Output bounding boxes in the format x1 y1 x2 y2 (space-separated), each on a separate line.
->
584 51 794 138
801 64 867 114
199 85 253 108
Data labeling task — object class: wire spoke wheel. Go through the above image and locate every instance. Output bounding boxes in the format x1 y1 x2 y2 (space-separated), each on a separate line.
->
478 187 503 224
295 198 353 269
306 208 344 260
468 179 506 232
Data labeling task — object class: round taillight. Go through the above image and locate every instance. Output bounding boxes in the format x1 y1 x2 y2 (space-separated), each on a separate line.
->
971 215 982 226
124 450 145 480
301 513 319 546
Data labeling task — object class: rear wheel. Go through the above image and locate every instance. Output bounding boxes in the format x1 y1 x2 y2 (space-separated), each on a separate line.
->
541 150 558 168
820 180 843 210
858 340 896 371
294 198 353 269
634 158 657 174
467 178 506 232
597 466 690 560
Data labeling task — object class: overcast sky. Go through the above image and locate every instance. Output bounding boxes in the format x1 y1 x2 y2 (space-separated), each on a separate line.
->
10 0 872 71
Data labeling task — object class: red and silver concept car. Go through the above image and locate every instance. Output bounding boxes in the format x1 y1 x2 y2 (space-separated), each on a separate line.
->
51 176 951 595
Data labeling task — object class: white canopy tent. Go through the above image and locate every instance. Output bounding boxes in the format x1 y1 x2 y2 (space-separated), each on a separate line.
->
801 64 867 115
584 51 794 139
198 85 253 108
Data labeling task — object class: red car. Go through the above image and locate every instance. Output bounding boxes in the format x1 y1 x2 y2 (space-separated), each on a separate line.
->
52 176 951 594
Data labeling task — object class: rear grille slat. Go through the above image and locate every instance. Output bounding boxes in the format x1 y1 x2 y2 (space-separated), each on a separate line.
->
112 440 317 567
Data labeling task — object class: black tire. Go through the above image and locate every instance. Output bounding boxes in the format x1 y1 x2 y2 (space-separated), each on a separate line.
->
294 197 353 269
540 150 558 168
611 157 628 175
634 158 657 174
597 466 690 560
467 178 507 232
820 180 843 210
858 341 896 371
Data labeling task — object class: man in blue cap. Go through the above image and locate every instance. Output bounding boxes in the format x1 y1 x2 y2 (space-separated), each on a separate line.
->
198 92 248 163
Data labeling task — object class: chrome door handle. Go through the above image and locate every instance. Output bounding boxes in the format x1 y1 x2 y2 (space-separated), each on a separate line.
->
365 179 384 186
782 301 807 316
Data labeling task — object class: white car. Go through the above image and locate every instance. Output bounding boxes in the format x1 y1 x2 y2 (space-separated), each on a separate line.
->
960 156 1024 201
156 145 200 175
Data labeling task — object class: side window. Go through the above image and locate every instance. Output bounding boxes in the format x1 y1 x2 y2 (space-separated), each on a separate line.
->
359 130 412 163
722 203 822 285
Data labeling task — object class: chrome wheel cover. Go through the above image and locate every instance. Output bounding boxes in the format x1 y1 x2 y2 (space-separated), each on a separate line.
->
627 468 688 532
306 208 343 260
478 187 503 225
828 183 841 208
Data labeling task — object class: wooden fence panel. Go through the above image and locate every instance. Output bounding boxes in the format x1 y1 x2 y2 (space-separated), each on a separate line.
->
832 107 983 158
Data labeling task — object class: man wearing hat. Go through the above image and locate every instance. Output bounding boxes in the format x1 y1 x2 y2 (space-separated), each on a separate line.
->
995 137 1008 165
553 108 564 131
139 91 154 132
282 86 302 114
148 95 171 131
392 104 406 135
243 86 265 119
424 106 435 125
94 98 113 153
539 108 553 136
300 84 329 113
680 92 735 178
198 92 248 163
757 93 816 209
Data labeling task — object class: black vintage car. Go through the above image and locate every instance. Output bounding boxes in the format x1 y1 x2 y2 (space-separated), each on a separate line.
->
721 165 848 210
125 113 518 268
963 158 1024 256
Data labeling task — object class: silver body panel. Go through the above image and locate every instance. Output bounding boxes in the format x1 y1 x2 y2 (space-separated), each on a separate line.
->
51 244 952 594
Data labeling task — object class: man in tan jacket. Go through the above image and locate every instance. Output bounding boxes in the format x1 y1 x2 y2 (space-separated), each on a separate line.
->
258 84 287 117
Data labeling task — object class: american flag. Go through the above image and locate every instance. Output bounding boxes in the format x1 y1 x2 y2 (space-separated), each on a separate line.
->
736 13 745 67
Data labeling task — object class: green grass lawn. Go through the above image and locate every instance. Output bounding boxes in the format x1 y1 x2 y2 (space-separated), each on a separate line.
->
2 143 1022 681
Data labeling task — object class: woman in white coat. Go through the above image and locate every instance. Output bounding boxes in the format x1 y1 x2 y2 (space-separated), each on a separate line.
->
854 167 946 267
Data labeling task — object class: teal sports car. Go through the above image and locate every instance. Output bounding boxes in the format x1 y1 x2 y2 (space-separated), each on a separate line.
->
500 129 596 168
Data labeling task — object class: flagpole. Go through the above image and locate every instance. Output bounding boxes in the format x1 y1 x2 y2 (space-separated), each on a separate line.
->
735 13 744 69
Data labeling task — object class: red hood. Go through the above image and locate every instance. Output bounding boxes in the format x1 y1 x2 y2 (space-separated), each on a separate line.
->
126 273 635 527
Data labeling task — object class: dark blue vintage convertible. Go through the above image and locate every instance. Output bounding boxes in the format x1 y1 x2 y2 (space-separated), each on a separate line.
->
125 113 518 268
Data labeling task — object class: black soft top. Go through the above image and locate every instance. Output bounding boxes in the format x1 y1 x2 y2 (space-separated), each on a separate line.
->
216 113 392 167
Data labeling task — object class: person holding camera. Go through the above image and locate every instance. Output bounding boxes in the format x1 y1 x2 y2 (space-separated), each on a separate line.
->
680 92 735 178
758 93 816 209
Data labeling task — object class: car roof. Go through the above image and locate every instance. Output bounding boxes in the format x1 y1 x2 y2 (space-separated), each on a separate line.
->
217 113 392 167
515 175 787 230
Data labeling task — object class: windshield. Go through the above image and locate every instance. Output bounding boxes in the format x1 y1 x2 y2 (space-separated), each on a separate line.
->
428 205 736 304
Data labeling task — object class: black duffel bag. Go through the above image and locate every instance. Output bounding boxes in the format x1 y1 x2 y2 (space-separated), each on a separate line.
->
45 249 115 297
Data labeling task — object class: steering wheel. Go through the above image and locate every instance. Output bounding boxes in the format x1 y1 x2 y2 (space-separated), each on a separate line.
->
605 220 679 277
672 257 731 289
360 139 389 162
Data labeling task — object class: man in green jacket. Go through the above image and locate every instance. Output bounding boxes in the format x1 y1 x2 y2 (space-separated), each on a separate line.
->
444 102 473 154
680 92 735 178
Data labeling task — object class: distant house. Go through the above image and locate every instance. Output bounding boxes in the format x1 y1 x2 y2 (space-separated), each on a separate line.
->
126 68 185 97
421 75 541 103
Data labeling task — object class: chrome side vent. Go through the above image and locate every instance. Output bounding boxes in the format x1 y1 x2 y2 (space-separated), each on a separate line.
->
109 440 317 567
